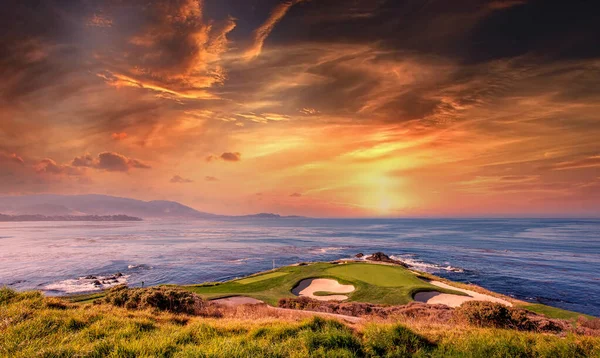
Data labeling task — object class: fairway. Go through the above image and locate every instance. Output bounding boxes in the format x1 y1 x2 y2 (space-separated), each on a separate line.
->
236 271 288 284
185 262 466 306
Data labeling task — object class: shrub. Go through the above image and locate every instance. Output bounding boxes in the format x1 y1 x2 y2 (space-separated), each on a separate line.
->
0 287 17 305
454 301 565 332
100 285 207 315
578 316 600 330
455 301 515 328
45 297 70 310
363 324 435 357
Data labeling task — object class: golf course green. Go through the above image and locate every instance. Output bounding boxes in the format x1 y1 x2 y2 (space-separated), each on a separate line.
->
185 261 465 305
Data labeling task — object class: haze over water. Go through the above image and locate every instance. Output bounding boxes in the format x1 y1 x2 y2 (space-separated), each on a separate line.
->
1 218 598 316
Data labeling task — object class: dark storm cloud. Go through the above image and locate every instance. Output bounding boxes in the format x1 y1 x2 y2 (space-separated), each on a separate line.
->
273 0 600 63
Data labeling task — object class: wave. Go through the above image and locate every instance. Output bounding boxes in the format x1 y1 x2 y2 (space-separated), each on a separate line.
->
311 247 344 254
127 264 152 270
390 255 464 273
44 274 128 294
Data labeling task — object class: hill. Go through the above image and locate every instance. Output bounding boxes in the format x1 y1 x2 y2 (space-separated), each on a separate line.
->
1 261 599 357
0 194 304 220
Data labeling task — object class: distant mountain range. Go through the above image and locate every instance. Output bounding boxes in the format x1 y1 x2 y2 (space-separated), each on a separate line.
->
0 214 142 222
0 194 301 220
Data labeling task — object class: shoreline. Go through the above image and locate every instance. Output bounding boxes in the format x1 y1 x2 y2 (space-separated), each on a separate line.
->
55 259 595 320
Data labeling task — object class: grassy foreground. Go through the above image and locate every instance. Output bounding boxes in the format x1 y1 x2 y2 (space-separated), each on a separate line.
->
1 288 599 358
186 262 465 306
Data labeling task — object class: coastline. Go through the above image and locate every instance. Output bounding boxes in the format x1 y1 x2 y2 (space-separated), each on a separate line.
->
59 258 595 320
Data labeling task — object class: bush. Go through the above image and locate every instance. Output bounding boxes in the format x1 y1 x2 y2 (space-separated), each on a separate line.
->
455 301 544 331
100 285 207 315
0 287 17 305
363 324 435 357
455 301 516 328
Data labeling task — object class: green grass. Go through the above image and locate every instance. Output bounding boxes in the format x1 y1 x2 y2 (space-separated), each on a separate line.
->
313 291 343 297
64 292 106 304
1 288 599 358
325 264 423 287
186 262 465 306
235 271 289 284
519 303 595 320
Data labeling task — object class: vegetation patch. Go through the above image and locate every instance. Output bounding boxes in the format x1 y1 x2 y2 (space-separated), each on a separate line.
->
454 301 569 332
325 264 423 287
236 271 288 284
100 285 208 315
1 288 599 357
187 262 464 305
520 303 595 320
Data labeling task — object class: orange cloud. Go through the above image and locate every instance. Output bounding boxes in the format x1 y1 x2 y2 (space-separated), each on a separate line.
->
543 155 600 171
87 14 113 28
35 159 83 176
72 152 150 172
206 152 242 162
0 152 24 165
93 0 236 100
170 175 194 183
111 132 128 140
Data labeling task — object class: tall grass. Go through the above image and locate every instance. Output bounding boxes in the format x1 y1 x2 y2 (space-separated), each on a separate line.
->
1 287 598 357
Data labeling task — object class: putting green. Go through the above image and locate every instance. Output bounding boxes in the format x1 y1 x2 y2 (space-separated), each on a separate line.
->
325 264 424 287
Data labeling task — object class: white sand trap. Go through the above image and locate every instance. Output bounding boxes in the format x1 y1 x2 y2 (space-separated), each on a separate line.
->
211 296 264 306
292 278 355 301
414 281 513 308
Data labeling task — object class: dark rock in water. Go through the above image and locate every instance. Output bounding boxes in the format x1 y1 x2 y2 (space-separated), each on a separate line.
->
93 280 102 286
85 275 97 280
366 252 408 267
355 253 364 258
115 272 123 277
369 252 390 261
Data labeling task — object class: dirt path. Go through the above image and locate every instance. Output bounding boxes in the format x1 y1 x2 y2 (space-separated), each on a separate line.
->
210 296 362 323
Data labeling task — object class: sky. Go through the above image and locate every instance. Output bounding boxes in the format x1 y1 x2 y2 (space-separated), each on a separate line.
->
0 0 599 217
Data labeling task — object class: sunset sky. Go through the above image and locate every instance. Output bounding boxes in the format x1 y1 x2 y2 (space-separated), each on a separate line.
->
1 0 599 217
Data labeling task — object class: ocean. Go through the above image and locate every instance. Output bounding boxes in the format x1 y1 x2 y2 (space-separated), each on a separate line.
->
1 218 598 316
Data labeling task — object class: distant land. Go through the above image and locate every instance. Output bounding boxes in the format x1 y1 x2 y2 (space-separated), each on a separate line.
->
0 194 303 220
0 214 142 222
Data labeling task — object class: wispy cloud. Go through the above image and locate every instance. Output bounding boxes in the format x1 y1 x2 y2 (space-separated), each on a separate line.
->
244 0 305 60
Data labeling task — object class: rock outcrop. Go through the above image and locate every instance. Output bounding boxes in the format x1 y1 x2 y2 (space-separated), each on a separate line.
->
366 252 408 267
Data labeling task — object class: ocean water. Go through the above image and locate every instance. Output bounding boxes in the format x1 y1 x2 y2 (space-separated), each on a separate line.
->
0 218 598 316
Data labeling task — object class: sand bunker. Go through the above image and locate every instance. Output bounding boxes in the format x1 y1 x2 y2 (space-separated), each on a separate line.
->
414 281 513 308
211 296 264 306
292 278 355 301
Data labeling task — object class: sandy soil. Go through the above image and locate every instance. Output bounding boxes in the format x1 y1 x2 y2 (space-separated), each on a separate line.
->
414 280 513 308
292 278 355 301
211 296 264 306
210 295 362 323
